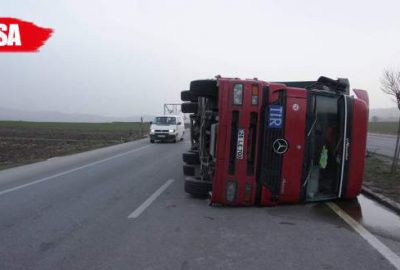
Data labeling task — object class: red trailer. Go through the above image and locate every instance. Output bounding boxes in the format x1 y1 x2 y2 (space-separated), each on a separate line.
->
181 76 369 206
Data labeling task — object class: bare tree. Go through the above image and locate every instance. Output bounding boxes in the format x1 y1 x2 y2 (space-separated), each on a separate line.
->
380 69 400 173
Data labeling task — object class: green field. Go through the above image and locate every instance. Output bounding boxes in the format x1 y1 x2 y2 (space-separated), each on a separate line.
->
368 121 399 135
0 121 150 170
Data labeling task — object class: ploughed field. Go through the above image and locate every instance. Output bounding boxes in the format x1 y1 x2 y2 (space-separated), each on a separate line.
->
0 121 149 170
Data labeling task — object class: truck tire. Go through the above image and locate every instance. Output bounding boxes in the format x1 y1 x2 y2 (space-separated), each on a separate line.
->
181 102 198 114
150 139 154 143
190 80 218 97
183 165 196 176
182 152 200 165
184 177 212 198
181 90 197 102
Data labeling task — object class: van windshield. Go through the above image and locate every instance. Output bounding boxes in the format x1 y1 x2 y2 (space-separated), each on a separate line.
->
153 117 176 125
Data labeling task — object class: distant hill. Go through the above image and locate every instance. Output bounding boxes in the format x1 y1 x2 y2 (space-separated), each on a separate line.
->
369 107 399 122
0 107 155 123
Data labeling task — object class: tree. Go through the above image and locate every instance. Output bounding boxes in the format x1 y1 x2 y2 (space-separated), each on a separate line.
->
380 69 400 173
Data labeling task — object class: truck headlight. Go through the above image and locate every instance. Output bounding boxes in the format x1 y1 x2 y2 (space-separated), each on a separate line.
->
251 85 259 105
169 129 175 133
226 181 237 203
150 129 155 134
233 84 243 105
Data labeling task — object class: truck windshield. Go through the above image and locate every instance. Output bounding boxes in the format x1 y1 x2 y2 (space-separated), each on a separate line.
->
153 117 176 125
305 94 345 201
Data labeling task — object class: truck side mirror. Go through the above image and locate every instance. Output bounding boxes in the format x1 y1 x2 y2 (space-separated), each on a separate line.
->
149 121 152 125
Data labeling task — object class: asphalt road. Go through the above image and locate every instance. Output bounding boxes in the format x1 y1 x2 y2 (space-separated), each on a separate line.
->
1 135 400 270
368 133 399 157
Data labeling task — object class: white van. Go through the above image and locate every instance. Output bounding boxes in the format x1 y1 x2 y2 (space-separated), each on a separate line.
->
149 115 185 143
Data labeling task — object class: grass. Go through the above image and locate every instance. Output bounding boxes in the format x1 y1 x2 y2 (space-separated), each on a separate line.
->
368 121 399 135
363 154 400 203
0 121 150 170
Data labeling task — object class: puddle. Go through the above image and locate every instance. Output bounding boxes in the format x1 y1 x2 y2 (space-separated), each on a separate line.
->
336 195 400 242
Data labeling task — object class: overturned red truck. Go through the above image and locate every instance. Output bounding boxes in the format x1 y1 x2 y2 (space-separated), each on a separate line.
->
181 76 369 206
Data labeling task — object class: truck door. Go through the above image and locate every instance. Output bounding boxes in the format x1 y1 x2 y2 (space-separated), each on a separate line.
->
303 93 346 201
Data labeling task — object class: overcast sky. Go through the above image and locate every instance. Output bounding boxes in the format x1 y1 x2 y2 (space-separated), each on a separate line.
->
1 0 400 117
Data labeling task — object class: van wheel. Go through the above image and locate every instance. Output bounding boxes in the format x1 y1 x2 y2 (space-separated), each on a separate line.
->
184 177 212 198
182 152 200 165
181 90 197 102
190 80 218 97
181 102 198 114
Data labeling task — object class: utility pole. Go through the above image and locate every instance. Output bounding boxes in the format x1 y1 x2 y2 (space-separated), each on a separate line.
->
140 116 143 137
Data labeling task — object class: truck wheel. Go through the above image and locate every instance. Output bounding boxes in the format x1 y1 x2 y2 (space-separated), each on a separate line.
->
181 102 198 114
150 139 154 143
183 165 196 176
184 177 212 198
181 90 197 102
190 80 218 97
182 152 200 165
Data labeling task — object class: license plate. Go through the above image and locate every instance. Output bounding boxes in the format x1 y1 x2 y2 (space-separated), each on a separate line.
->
236 129 244 159
157 135 166 138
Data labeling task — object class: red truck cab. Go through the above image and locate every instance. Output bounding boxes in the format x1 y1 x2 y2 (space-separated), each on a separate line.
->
181 76 369 206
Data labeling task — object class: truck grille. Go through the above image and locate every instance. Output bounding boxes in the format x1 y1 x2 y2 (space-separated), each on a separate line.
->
258 90 286 201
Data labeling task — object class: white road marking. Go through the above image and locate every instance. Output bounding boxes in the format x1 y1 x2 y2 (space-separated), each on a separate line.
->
0 145 151 196
327 202 400 270
128 179 175 219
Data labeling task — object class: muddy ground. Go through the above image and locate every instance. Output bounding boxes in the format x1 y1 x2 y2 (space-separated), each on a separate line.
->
0 121 149 170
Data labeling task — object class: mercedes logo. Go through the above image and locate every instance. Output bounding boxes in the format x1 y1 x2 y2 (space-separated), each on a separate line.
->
273 139 289 154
